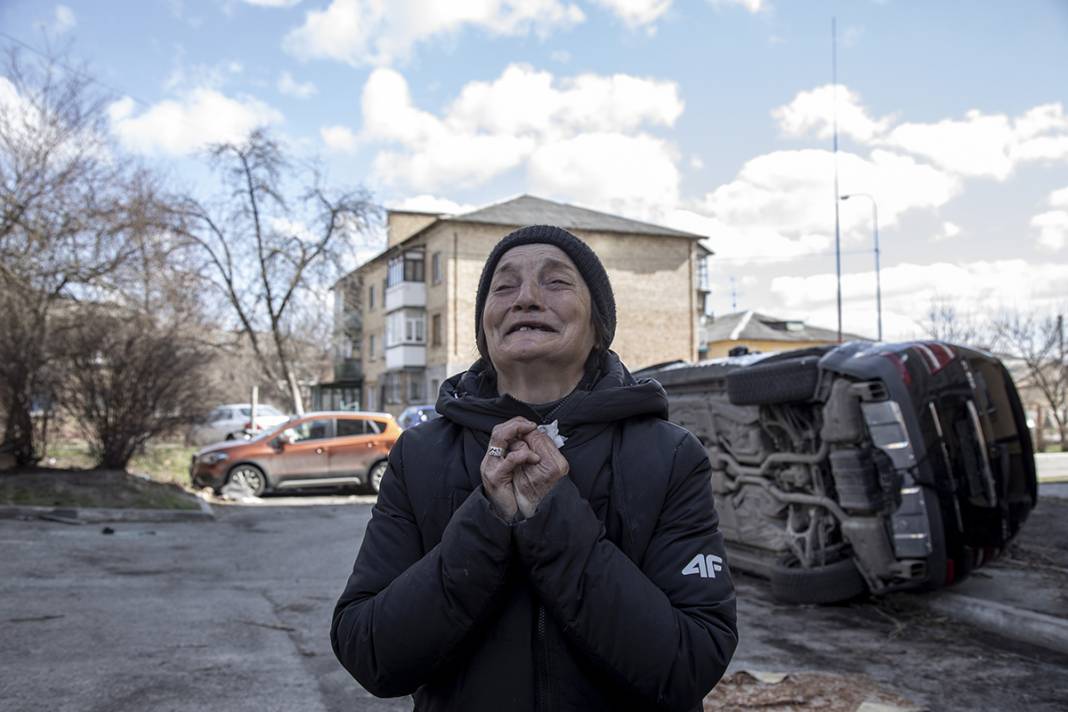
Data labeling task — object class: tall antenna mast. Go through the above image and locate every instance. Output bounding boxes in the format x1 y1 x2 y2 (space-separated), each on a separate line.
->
832 17 843 342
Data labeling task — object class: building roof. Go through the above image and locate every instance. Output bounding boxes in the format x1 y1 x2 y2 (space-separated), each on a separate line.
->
705 310 870 344
434 194 707 241
346 194 712 280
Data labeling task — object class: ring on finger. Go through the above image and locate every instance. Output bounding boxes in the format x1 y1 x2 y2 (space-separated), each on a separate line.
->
487 446 505 458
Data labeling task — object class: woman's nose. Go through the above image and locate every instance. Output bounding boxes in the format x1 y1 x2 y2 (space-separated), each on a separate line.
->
512 279 542 309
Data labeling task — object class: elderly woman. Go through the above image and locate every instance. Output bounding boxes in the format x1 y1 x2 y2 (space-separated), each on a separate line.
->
331 225 737 711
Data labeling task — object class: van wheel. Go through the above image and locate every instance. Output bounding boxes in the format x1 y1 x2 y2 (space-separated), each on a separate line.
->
368 461 388 494
769 556 867 604
228 464 267 497
727 356 821 406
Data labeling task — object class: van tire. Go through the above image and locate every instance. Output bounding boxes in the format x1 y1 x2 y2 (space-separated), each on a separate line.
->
368 460 388 494
769 556 867 604
227 464 267 497
727 356 821 406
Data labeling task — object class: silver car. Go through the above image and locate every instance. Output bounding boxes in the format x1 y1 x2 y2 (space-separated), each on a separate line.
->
187 403 290 446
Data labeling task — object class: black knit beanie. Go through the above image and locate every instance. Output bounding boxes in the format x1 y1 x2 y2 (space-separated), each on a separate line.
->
474 225 616 354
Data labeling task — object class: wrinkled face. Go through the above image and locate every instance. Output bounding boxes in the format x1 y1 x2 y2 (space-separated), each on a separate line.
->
482 244 596 372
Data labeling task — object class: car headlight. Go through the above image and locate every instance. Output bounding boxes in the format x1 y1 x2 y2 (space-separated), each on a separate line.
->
201 452 229 465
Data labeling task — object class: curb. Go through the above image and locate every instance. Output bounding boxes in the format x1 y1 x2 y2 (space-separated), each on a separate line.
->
0 497 215 524
924 591 1068 657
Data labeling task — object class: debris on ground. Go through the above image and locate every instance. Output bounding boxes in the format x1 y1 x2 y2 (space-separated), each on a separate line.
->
218 479 260 502
704 670 923 711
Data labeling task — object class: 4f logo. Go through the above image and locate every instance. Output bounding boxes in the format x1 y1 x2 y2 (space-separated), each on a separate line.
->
682 553 723 579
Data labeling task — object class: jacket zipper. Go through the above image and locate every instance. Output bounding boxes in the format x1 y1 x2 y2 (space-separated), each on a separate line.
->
535 604 551 712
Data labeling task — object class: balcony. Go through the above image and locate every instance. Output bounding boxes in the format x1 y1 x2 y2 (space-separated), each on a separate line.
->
386 344 426 369
334 358 363 382
385 281 426 312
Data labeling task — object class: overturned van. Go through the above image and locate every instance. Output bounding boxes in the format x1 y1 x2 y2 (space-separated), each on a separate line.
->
643 341 1037 604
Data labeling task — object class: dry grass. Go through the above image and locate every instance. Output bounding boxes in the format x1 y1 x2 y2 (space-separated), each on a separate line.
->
0 438 201 510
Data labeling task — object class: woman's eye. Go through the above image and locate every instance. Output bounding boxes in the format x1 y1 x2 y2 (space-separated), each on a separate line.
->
493 284 515 292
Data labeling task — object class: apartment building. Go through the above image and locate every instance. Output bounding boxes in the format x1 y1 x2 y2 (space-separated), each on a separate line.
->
323 195 712 416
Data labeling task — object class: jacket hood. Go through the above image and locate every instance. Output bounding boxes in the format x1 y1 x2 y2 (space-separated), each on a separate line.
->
436 350 668 436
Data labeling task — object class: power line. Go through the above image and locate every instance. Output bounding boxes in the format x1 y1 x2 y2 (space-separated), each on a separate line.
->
0 30 160 113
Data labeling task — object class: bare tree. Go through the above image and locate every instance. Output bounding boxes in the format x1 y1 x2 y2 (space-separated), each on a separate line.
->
56 305 209 470
174 130 377 414
993 309 1067 449
919 298 991 348
0 47 143 465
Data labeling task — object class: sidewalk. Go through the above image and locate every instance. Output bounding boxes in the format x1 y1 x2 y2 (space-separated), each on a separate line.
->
1036 451 1068 483
920 494 1068 657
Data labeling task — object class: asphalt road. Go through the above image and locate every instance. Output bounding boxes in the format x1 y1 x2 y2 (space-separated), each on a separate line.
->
2 500 1067 712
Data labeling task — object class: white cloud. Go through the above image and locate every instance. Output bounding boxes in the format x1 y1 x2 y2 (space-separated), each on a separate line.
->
277 71 317 98
243 0 302 6
528 132 680 215
165 56 245 93
320 125 358 152
1032 211 1068 251
885 111 1017 180
672 148 960 262
933 221 961 241
593 0 672 28
445 63 683 135
1028 186 1068 251
776 85 1068 180
708 0 767 13
390 194 475 215
773 84 892 143
769 259 1068 340
357 64 683 215
108 89 283 156
283 0 585 66
52 5 76 34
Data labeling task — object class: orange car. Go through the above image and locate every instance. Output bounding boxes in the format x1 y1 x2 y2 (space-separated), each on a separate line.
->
190 411 401 496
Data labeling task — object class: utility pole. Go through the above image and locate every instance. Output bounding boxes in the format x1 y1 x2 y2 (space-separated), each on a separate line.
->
832 17 843 343
840 193 881 340
730 276 738 312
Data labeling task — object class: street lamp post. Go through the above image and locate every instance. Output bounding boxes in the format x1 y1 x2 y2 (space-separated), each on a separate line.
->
840 193 882 341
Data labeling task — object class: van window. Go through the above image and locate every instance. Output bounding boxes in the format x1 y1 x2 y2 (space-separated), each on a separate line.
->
285 419 332 442
337 419 371 437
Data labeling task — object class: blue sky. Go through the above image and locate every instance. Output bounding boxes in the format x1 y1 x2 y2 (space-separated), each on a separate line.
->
3 0 1068 340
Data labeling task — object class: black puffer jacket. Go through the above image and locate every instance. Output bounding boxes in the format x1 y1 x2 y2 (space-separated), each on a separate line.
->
331 353 738 711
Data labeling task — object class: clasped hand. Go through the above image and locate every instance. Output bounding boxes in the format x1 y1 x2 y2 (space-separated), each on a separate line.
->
480 416 569 521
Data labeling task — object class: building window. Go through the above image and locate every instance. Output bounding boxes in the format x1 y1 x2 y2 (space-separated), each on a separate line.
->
369 284 375 310
696 255 710 292
369 334 376 360
431 313 442 347
432 252 443 285
408 377 425 402
383 372 402 404
387 248 426 288
386 309 426 347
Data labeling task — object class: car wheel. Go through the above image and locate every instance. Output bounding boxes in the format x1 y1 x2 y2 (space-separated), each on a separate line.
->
228 464 267 497
726 356 822 406
769 556 867 604
368 460 388 494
